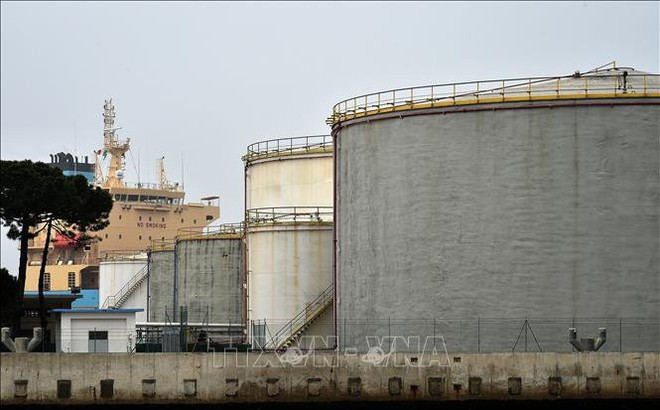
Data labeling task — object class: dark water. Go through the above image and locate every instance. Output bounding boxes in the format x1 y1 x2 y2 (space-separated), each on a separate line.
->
4 400 659 410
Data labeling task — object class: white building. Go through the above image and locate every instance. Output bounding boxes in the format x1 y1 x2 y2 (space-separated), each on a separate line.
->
51 308 142 353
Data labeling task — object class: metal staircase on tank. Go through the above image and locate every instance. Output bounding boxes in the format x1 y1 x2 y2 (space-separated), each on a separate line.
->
101 264 149 309
267 284 333 349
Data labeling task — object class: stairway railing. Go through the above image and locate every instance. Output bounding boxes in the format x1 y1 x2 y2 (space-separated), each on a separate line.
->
265 283 333 349
101 264 149 309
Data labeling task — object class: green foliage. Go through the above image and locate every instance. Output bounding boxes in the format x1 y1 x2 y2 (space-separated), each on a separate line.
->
0 160 65 237
0 160 114 333
0 268 20 327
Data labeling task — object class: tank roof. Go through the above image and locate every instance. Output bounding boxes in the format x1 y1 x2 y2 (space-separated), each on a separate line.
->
327 62 660 127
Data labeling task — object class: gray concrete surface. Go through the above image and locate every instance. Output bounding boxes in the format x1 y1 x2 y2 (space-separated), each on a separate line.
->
176 237 244 324
335 100 660 352
1 352 658 403
148 249 176 322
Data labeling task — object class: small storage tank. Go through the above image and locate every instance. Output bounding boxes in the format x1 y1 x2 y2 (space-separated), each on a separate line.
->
146 239 176 322
244 135 333 210
330 65 660 352
99 252 148 322
175 224 245 326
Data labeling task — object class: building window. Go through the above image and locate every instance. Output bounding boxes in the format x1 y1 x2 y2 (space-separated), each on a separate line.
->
44 272 51 291
162 217 165 222
149 216 152 222
105 234 108 239
119 234 122 240
181 218 184 223
118 214 122 220
149 236 152 241
68 272 76 289
139 235 142 240
139 216 142 221
193 219 197 225
88 331 108 353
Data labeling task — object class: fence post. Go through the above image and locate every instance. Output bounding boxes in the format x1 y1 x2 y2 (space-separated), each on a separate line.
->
388 318 391 353
477 316 480 353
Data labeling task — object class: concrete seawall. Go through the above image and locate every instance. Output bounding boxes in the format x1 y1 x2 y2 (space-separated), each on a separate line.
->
1 352 658 404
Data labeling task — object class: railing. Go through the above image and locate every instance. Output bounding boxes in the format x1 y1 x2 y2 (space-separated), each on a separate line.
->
101 264 149 309
327 66 660 126
246 206 334 226
149 238 177 251
177 223 244 240
99 250 148 261
264 283 334 349
27 256 89 266
117 181 182 192
244 135 333 162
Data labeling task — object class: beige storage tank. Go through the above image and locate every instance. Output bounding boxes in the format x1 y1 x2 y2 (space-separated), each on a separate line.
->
244 135 333 210
246 207 333 349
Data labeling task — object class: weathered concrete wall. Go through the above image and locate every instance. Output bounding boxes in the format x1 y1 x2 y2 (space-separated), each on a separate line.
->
335 101 660 352
1 352 658 404
176 237 244 324
148 249 176 322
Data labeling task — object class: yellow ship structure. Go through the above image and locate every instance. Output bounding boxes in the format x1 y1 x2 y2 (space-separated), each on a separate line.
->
24 99 220 292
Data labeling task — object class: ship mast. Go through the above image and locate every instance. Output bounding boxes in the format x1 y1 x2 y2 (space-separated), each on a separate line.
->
101 99 130 188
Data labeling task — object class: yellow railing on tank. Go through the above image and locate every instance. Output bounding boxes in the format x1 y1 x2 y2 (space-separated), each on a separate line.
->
246 206 334 226
149 238 177 251
327 67 660 127
176 223 244 240
243 135 333 162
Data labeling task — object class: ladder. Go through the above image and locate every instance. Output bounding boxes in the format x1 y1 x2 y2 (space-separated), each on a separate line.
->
101 264 149 309
266 284 333 349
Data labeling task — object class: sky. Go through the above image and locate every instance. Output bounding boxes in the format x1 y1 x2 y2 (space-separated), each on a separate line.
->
1 1 659 275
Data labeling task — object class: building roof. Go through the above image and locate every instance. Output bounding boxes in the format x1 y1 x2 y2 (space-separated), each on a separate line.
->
50 308 143 313
71 289 99 308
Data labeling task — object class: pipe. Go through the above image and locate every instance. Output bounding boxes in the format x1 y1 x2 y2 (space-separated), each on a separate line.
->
569 327 607 352
26 327 43 352
569 328 584 351
2 327 42 352
1 328 16 352
594 327 607 351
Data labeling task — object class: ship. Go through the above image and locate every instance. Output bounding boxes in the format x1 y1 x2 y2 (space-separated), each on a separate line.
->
24 99 220 294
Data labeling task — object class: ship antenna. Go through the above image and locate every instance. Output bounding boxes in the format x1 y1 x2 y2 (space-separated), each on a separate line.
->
102 98 130 188
73 120 78 174
181 152 185 193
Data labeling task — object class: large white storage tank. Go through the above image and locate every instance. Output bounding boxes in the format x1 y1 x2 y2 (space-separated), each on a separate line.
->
330 65 660 352
244 136 334 349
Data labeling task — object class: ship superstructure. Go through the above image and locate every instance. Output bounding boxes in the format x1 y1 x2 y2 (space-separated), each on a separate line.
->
24 100 220 293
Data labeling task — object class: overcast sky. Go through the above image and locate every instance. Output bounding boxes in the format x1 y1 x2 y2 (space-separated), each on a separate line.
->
1 1 658 275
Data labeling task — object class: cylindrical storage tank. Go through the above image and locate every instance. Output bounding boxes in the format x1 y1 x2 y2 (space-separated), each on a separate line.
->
244 135 333 210
99 253 148 322
175 224 245 326
147 240 176 322
331 66 660 353
246 207 333 348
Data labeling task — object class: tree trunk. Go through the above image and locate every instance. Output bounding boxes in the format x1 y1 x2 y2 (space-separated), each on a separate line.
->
37 220 53 352
12 222 31 336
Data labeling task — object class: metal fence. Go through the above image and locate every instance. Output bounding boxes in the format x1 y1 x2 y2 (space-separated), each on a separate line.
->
337 317 660 353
